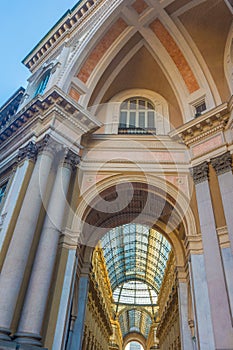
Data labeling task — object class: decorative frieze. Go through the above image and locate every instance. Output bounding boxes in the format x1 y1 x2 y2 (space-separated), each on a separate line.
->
211 151 232 175
0 88 101 144
190 162 209 184
169 103 229 146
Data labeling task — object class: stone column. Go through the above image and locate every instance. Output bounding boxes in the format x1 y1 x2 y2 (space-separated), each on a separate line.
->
0 135 58 341
211 152 233 251
190 162 233 348
14 150 80 346
188 254 214 350
51 248 78 350
211 152 233 316
69 264 91 350
177 274 193 350
0 142 37 252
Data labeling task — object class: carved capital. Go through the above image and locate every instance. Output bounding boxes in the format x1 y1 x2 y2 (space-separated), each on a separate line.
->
18 141 38 162
190 162 209 184
37 134 63 156
211 152 232 175
63 150 80 170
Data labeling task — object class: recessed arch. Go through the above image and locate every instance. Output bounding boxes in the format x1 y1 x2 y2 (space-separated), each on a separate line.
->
58 1 216 124
123 332 147 350
72 173 198 269
102 88 170 134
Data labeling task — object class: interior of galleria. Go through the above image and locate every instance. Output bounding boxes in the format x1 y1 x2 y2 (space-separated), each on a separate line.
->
0 0 233 349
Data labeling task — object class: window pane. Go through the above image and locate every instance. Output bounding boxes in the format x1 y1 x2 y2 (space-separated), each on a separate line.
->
120 111 127 127
148 111 155 128
139 100 145 109
129 112 136 127
130 100 137 109
139 112 145 128
0 183 7 204
121 101 128 109
147 102 154 110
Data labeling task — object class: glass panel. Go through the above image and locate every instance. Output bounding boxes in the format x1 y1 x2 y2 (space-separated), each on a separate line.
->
34 71 50 96
100 223 171 330
0 182 7 204
139 99 145 109
139 112 145 128
129 112 136 127
119 111 127 127
130 99 137 109
148 111 155 128
147 102 154 110
121 101 128 109
119 98 157 133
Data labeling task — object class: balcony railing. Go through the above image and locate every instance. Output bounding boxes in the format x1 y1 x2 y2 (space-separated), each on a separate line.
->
118 127 156 135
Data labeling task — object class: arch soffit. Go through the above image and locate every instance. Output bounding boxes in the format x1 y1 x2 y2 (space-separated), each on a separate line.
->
72 173 197 265
59 1 215 121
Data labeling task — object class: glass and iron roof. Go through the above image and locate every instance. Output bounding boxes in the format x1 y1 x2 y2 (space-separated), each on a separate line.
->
119 308 152 339
100 224 171 339
101 223 171 302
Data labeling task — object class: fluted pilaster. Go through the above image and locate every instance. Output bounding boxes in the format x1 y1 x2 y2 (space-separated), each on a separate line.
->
15 150 79 346
190 161 233 348
0 135 61 341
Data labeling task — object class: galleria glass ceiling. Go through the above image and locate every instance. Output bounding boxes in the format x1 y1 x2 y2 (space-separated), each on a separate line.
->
100 224 171 339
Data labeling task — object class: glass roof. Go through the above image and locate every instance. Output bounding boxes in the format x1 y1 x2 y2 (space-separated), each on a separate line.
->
101 224 171 297
119 308 152 338
100 224 171 340
113 280 158 305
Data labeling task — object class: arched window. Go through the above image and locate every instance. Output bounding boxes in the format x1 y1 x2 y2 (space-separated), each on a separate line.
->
34 70 51 97
119 97 156 134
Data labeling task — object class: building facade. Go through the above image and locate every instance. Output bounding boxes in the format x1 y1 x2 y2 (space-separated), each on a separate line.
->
0 0 233 349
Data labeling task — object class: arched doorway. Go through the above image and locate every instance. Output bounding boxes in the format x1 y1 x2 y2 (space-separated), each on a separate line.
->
67 176 197 349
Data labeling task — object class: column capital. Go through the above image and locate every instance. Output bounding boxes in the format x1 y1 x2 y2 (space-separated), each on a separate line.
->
190 161 209 184
37 134 63 156
63 150 80 170
211 151 232 175
18 141 38 163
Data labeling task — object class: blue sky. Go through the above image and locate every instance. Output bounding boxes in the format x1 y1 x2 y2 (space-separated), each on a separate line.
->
0 0 79 107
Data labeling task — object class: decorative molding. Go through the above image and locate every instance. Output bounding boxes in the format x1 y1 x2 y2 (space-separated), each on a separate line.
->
190 162 209 184
23 0 104 71
64 149 81 169
37 134 63 156
169 103 229 146
216 226 230 249
0 87 101 145
18 141 38 162
184 234 203 255
211 152 232 176
149 19 199 94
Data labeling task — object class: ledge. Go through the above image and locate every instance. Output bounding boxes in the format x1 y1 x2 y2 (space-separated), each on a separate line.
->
0 87 101 145
169 103 229 146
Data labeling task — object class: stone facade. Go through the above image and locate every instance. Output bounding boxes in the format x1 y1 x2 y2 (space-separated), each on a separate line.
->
0 1 233 349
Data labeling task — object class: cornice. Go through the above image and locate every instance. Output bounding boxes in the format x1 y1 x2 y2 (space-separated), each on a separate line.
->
0 87 101 145
169 103 229 147
23 0 103 71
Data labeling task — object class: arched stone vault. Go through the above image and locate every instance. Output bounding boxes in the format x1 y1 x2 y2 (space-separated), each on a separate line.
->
72 173 198 269
58 0 228 123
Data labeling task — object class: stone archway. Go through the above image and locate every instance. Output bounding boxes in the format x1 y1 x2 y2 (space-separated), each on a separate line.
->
68 174 197 349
